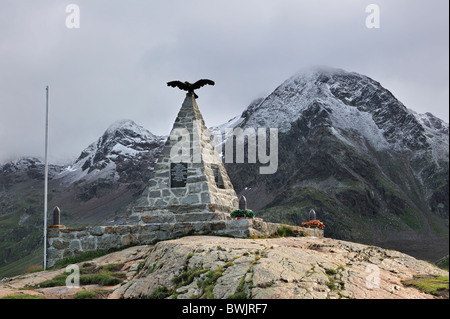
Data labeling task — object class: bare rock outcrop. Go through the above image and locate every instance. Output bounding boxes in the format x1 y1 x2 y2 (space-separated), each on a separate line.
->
111 236 447 299
1 236 447 299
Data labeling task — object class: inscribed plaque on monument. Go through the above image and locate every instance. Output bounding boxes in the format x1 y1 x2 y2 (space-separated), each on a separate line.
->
211 164 225 189
170 162 188 188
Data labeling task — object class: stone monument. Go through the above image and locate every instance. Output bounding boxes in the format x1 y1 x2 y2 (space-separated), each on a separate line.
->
127 90 239 224
45 81 323 268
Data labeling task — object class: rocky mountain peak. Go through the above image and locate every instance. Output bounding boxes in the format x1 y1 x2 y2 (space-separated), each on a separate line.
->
234 67 446 155
57 119 165 184
413 111 449 136
1 157 44 173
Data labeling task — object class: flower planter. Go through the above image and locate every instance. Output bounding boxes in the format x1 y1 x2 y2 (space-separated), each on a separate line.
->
230 209 255 219
301 220 325 229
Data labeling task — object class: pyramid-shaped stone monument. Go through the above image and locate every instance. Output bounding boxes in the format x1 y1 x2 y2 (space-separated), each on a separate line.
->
128 92 239 224
45 86 323 269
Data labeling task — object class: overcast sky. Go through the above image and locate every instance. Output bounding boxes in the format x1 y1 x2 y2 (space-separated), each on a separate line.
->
0 0 448 164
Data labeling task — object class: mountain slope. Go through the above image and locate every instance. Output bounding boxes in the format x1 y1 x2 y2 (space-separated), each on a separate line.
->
0 120 164 276
49 119 165 224
221 67 449 261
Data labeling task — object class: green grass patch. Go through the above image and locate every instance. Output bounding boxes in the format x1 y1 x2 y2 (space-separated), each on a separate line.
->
172 267 209 288
50 244 137 270
227 291 247 299
149 286 172 299
51 251 113 270
198 266 227 299
325 268 337 276
37 274 68 288
0 246 43 279
273 226 295 237
74 290 96 299
1 294 45 299
435 256 449 271
32 263 126 288
402 275 449 297
227 269 250 299
200 267 224 289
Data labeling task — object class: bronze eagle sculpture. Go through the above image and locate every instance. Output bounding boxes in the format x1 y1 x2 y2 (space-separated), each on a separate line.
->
167 79 215 98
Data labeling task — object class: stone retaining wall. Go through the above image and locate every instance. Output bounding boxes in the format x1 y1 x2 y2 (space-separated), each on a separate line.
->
46 219 323 268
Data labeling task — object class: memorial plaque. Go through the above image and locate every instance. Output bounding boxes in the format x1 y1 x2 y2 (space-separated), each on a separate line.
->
212 164 225 189
170 162 188 188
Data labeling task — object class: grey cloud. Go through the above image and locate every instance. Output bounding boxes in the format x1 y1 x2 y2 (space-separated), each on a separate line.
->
0 0 448 164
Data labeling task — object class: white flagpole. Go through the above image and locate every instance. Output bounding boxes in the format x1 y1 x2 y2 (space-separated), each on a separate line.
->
43 86 49 270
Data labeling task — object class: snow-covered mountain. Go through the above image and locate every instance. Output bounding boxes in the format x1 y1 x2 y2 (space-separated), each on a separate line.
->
220 66 448 260
221 66 448 159
56 120 166 184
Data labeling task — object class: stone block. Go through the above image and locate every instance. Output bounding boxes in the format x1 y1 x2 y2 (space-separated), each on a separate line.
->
226 218 251 229
159 223 175 232
180 194 200 205
63 249 74 258
114 225 131 235
51 239 70 250
69 239 81 251
90 226 104 236
46 248 62 264
105 226 116 234
121 234 137 246
80 237 96 250
154 163 169 170
162 189 171 197
141 213 175 224
154 198 168 207
127 215 140 224
149 190 162 198
97 235 121 251
155 231 172 241
59 229 76 240
200 192 211 203
140 224 161 232
210 221 226 231
173 223 194 237
219 228 248 238
154 170 170 178
136 232 157 244
186 175 207 183
76 232 88 239
47 228 62 238
175 212 220 223
169 198 180 205
188 183 202 194
148 180 158 187
171 188 187 197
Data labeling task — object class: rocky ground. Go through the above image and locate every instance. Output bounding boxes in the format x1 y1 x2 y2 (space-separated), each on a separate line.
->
0 236 448 299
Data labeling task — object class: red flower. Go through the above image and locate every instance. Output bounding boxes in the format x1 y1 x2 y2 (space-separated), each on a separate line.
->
301 220 325 229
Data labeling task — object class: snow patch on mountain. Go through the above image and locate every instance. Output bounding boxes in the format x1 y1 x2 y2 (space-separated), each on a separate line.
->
56 120 166 184
410 110 449 163
236 66 448 156
1 157 44 172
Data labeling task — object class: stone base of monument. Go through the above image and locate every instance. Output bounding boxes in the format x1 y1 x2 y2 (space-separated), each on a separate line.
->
122 204 233 225
46 218 323 268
